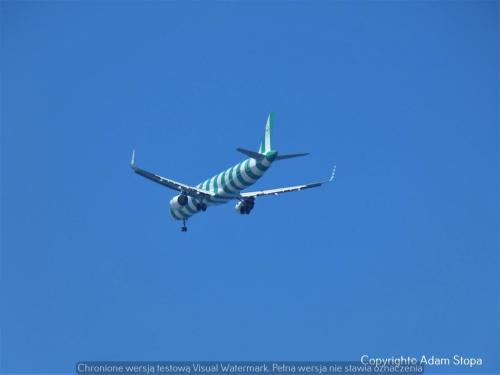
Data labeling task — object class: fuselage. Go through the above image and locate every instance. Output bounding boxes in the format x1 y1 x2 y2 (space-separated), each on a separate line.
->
169 151 277 220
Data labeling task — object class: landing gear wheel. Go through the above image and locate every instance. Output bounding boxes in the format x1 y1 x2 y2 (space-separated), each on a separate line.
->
196 202 208 211
181 219 188 232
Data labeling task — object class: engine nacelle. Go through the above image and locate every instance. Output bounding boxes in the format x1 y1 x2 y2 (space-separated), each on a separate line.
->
235 199 254 214
235 201 246 214
170 194 188 210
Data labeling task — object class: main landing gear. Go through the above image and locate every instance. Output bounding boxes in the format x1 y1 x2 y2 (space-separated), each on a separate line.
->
178 194 207 212
195 202 207 211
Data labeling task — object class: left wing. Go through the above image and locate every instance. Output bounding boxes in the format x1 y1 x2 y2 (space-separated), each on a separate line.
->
240 166 336 198
130 150 214 199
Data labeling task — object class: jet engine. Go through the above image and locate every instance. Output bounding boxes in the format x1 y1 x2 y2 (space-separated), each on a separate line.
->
235 199 254 215
170 194 188 210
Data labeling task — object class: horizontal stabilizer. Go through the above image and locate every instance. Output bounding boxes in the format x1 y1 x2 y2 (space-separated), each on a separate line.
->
236 148 265 161
275 152 310 160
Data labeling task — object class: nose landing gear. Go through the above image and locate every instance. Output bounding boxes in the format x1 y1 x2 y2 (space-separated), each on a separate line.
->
181 219 188 232
180 200 208 232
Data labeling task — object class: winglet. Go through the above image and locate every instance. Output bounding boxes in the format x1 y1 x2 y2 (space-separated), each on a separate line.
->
131 149 136 169
329 165 336 182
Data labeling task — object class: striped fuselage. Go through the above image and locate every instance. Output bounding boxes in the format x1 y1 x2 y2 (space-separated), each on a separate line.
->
169 151 277 220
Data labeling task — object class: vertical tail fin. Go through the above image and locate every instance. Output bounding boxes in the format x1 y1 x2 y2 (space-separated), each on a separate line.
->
258 113 273 154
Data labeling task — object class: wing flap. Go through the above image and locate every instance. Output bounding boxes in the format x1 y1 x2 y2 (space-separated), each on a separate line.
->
240 182 322 198
240 166 336 198
131 151 214 199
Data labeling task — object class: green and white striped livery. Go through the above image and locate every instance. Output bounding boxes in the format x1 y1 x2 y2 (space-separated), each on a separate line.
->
131 113 335 231
259 112 273 154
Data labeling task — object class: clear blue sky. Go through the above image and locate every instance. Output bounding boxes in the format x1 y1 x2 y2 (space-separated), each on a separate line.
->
1 1 498 373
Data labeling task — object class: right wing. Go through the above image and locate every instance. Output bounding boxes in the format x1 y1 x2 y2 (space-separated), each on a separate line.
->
240 166 336 198
130 150 214 199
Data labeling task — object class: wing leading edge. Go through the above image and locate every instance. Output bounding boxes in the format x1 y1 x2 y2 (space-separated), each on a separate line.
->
130 150 214 199
240 166 336 198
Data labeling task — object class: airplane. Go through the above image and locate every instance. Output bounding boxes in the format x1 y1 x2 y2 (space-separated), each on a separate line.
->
131 113 335 231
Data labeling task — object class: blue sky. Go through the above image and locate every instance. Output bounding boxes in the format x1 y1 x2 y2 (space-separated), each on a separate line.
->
1 1 498 373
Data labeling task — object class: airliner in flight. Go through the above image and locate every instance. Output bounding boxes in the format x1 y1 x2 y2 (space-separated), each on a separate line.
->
131 113 335 231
